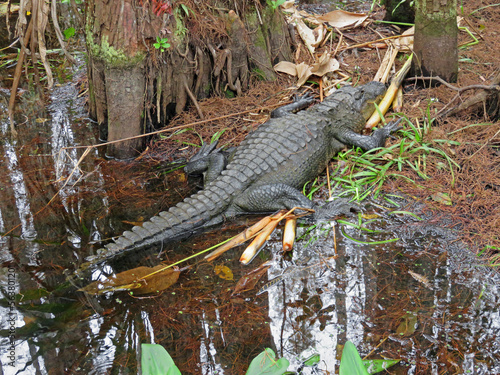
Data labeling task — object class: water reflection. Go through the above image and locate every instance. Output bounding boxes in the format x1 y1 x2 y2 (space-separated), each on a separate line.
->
0 79 499 374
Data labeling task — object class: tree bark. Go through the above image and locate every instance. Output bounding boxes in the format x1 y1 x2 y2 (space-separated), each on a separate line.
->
412 0 458 83
85 0 293 159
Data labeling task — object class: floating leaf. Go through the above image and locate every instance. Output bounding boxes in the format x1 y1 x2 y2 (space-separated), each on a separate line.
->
63 27 75 39
79 264 180 295
396 311 418 336
215 265 234 280
141 344 181 375
245 348 290 375
303 353 321 367
408 270 432 289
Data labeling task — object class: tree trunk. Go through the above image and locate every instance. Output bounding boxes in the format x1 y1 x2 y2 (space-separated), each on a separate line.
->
412 0 458 83
85 0 293 159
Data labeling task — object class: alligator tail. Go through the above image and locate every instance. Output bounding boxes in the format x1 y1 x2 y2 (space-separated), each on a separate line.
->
91 183 234 262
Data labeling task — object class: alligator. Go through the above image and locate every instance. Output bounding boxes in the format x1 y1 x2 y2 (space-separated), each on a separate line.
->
90 81 400 262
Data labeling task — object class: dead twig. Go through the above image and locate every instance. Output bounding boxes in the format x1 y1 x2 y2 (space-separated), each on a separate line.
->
407 74 500 118
51 0 76 64
8 19 33 138
62 101 293 150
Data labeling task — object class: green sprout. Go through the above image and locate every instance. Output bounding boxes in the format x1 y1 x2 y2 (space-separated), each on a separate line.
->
153 36 171 52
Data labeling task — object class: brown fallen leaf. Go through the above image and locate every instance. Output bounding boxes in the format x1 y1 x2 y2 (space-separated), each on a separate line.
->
316 10 368 29
232 262 271 295
274 61 297 76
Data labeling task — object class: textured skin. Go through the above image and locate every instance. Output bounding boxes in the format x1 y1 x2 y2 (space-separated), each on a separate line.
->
93 82 395 260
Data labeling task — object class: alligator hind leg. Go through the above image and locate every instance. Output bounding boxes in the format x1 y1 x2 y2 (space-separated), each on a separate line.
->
184 141 231 186
334 118 403 152
234 183 358 220
234 183 314 213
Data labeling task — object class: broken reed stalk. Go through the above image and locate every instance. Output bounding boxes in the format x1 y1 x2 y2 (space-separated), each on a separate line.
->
365 53 413 129
204 211 285 262
204 207 314 262
240 219 281 264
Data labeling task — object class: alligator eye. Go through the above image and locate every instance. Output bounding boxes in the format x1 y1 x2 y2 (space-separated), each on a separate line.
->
354 90 364 100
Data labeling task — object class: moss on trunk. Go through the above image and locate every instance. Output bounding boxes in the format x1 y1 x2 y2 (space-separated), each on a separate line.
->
85 0 292 159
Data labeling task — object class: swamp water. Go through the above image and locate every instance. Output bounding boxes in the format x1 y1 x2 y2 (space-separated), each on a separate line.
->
0 79 499 375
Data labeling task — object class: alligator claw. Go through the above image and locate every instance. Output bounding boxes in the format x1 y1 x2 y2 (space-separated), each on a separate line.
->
305 198 359 222
271 91 316 118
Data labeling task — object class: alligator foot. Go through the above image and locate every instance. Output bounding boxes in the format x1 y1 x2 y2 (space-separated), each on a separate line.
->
310 198 360 222
270 92 315 118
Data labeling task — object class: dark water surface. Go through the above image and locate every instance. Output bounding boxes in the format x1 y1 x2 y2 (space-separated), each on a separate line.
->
0 76 499 375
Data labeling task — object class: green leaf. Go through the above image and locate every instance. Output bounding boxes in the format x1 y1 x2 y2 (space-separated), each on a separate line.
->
180 3 190 16
141 344 181 375
63 27 75 39
430 192 452 206
246 348 290 375
302 353 320 367
363 358 401 373
339 341 370 375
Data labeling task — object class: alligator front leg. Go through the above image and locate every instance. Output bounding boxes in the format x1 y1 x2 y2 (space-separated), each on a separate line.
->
334 118 402 152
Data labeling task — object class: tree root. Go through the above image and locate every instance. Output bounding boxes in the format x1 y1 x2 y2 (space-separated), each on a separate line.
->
407 73 500 120
183 76 204 120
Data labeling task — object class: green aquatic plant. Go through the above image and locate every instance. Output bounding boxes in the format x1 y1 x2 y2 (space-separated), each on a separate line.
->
141 342 400 374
